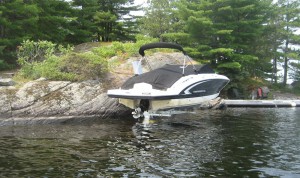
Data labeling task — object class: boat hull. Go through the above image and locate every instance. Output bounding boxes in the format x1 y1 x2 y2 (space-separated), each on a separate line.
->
108 74 229 99
119 93 219 111
108 74 229 111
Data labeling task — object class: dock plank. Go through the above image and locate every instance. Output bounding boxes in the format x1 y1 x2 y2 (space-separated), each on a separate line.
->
224 100 300 107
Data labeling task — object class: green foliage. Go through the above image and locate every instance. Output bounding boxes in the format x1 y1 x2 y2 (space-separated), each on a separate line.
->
71 0 138 42
135 35 159 46
127 35 159 55
171 0 275 92
217 62 241 71
183 47 203 59
92 45 117 59
161 33 191 45
68 0 98 43
59 52 108 81
17 40 73 65
94 11 118 42
16 40 108 81
18 57 63 80
17 40 57 65
0 0 39 65
16 37 159 81
210 48 234 56
0 60 10 71
290 61 300 82
0 0 140 68
3 0 300 96
18 50 108 82
92 35 158 59
271 82 300 95
292 84 300 94
140 0 172 40
268 0 300 85
33 0 74 44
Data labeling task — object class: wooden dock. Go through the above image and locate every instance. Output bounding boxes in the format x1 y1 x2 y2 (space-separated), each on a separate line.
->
224 100 300 108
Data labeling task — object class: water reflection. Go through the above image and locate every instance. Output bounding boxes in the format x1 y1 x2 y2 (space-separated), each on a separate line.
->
0 108 299 177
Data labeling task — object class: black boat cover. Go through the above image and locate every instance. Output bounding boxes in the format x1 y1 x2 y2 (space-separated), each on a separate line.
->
121 64 214 90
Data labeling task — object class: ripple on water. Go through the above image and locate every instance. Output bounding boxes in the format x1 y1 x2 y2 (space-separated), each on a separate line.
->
0 108 300 177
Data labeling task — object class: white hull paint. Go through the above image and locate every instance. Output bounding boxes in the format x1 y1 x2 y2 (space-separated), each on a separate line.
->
151 93 219 110
119 93 219 111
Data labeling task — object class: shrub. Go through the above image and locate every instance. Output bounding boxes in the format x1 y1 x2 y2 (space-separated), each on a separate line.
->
92 36 159 60
17 52 108 81
16 37 160 81
17 40 57 65
112 41 125 52
17 40 108 81
59 52 108 81
0 60 11 71
92 45 116 59
17 40 74 65
32 56 76 81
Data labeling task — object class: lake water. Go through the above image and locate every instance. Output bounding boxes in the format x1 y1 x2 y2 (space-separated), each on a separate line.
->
0 108 300 177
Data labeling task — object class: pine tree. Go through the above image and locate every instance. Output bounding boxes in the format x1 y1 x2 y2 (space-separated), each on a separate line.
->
266 3 285 84
0 0 39 65
275 0 300 85
140 0 173 41
69 0 99 43
70 0 138 42
179 0 273 90
94 11 118 41
95 0 137 42
34 0 74 44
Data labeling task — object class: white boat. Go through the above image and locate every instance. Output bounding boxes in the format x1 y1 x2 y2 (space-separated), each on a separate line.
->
107 42 230 118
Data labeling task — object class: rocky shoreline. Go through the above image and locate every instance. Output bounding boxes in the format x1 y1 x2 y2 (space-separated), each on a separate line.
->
2 77 298 125
0 53 186 124
0 79 226 125
272 91 300 100
0 78 133 125
1 52 299 125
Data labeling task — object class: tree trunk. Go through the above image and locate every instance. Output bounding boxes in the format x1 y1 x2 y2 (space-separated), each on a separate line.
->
97 33 101 42
283 38 289 85
283 39 289 85
273 56 278 84
283 24 289 86
283 55 288 85
274 57 278 83
0 25 4 38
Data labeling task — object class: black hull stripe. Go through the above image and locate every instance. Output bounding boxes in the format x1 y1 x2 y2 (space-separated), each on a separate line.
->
107 93 218 100
180 79 229 95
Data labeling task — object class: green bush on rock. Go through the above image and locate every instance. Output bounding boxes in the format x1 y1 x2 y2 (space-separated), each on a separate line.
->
16 36 159 81
59 52 108 81
16 40 108 81
0 60 11 71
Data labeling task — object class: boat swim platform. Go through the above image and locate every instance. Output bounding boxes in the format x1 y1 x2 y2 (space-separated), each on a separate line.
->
223 100 300 108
